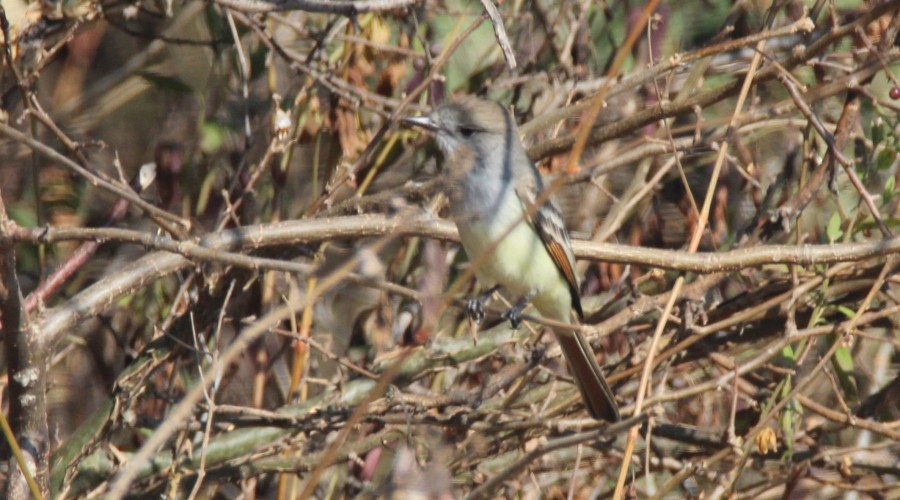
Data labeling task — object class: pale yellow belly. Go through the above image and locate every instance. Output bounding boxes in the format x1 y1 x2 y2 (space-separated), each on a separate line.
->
456 205 572 322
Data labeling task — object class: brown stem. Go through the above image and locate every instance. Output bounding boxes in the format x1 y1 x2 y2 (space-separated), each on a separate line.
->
0 192 49 498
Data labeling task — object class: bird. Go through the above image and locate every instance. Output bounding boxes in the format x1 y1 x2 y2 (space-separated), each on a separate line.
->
403 96 620 422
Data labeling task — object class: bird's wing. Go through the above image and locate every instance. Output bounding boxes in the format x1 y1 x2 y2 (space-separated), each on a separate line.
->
514 183 584 320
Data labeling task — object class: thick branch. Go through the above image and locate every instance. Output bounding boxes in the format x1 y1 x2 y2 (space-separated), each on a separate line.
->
0 200 49 498
214 0 418 15
13 214 900 274
24 213 900 352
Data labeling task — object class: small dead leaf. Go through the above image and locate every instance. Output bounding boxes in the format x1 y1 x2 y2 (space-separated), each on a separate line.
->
377 60 408 96
333 100 368 160
369 15 391 46
755 427 777 454
839 456 853 479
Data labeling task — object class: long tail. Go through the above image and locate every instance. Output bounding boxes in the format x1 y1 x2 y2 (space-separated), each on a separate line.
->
556 330 620 422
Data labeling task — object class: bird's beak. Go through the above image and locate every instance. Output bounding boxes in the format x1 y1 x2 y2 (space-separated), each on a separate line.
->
400 115 439 133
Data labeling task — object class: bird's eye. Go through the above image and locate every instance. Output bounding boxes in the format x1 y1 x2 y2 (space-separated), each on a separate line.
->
458 126 478 137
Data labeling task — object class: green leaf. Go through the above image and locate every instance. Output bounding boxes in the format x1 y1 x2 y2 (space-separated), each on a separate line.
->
884 176 896 206
833 344 855 373
138 72 193 94
871 121 884 148
828 334 859 402
196 168 219 216
781 344 796 362
200 121 227 154
836 305 856 319
7 204 38 227
877 147 896 171
779 376 798 461
826 212 843 243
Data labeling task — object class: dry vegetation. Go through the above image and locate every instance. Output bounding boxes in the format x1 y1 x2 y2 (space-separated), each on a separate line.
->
1 0 899 498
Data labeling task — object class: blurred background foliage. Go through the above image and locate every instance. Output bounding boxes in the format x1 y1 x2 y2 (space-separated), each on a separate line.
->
1 0 899 497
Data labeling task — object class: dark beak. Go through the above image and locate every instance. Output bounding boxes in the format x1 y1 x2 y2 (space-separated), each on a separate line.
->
400 115 439 133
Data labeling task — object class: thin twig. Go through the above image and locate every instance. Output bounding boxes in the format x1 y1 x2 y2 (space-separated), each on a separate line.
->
0 123 189 232
478 0 517 70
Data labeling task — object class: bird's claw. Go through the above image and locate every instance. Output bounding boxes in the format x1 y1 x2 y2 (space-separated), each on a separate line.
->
501 306 524 329
466 285 501 325
502 290 535 329
467 297 487 325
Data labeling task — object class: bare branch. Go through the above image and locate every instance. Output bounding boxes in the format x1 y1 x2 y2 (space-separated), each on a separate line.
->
0 189 48 498
214 0 418 15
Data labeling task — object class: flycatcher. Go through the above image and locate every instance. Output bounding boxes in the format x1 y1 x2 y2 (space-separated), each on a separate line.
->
403 96 620 422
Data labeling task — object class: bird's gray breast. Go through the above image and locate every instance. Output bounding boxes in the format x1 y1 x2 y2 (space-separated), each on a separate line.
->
450 161 513 223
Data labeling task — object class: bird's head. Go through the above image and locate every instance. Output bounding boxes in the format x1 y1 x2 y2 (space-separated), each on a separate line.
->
402 96 515 159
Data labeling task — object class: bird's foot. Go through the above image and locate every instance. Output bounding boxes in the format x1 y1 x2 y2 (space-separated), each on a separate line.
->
501 290 536 329
466 285 501 325
501 304 526 329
